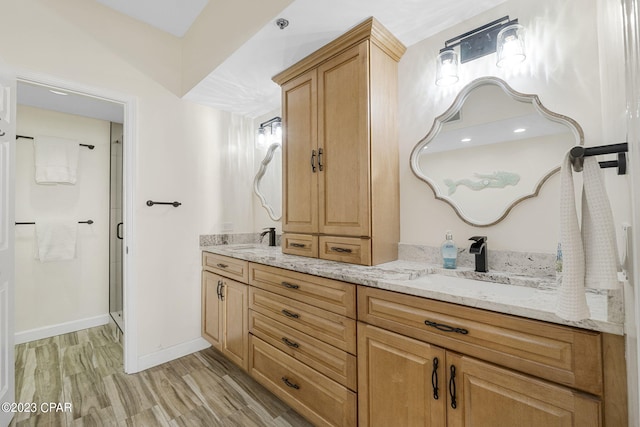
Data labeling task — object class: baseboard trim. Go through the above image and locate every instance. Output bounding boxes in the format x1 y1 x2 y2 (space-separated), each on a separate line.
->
136 337 211 372
15 314 111 344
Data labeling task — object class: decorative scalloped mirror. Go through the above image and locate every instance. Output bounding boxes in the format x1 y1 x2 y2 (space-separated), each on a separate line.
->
254 143 282 221
410 77 584 226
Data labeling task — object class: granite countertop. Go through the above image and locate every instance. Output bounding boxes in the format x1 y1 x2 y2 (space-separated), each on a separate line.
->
201 244 623 335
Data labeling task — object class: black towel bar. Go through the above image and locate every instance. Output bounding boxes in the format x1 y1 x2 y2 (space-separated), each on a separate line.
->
569 143 628 175
15 220 94 225
146 200 181 207
16 135 95 150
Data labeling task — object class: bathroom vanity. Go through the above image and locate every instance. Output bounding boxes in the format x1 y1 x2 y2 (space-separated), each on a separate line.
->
201 244 626 427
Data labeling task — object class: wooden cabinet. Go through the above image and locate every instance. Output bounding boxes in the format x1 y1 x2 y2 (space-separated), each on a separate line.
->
274 17 406 266
357 286 626 427
359 323 601 427
247 263 357 427
201 254 249 371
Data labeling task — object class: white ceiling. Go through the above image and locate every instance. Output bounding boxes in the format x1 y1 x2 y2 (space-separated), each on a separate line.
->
19 0 508 120
18 80 124 123
183 0 509 117
95 0 209 37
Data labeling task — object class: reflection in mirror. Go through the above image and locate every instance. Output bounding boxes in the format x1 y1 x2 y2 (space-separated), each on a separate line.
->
254 143 282 221
410 77 583 226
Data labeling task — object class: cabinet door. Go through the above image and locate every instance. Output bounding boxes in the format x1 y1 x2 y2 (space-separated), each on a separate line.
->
446 352 602 427
202 271 223 350
358 323 446 427
282 69 318 234
317 41 371 237
221 278 249 370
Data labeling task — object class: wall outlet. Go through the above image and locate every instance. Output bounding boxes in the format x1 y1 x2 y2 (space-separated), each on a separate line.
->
222 222 234 233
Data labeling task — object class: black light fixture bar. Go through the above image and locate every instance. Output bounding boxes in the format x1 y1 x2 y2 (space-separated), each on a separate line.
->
441 16 517 63
259 116 281 131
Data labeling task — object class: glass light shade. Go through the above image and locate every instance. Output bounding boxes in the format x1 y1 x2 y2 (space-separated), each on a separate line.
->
257 127 266 147
436 49 459 86
496 24 526 67
272 121 282 140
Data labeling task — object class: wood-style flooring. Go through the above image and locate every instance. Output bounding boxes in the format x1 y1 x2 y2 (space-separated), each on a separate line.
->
10 325 313 427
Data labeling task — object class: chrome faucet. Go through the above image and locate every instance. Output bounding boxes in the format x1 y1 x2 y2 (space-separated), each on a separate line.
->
260 227 276 246
469 236 488 273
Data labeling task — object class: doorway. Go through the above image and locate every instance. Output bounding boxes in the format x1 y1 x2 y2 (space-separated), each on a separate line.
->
13 75 135 372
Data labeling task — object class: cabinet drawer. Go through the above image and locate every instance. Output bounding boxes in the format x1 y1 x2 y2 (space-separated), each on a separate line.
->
250 311 357 391
319 236 371 265
249 263 356 318
249 335 357 427
250 288 357 354
282 233 318 257
202 252 248 283
358 286 603 395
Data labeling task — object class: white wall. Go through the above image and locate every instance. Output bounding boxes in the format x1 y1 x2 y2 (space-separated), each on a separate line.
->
14 105 110 334
1 0 257 366
398 0 629 254
399 0 636 420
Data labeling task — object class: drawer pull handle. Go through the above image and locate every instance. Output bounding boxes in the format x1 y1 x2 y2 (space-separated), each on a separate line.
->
431 357 439 400
216 263 229 269
281 377 300 390
290 243 306 248
311 149 317 173
216 280 222 300
281 281 300 290
318 148 324 171
424 320 468 335
330 247 352 254
282 337 300 348
218 280 225 301
281 309 300 319
449 365 457 409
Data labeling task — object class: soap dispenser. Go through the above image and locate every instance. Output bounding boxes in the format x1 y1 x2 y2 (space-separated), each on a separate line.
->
441 231 457 269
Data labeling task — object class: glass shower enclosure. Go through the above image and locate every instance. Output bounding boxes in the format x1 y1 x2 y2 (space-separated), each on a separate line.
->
109 122 124 332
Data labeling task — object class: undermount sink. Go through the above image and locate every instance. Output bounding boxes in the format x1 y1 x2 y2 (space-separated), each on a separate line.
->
410 273 545 300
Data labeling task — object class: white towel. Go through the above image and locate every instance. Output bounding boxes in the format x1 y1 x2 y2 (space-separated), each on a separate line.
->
582 158 621 289
34 136 80 184
35 220 77 262
556 153 621 321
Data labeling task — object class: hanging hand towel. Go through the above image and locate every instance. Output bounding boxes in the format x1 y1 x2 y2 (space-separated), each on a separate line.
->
34 136 80 184
35 220 78 262
556 152 590 321
581 157 621 290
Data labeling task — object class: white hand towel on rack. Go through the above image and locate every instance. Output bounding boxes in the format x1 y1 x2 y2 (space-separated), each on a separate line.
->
34 136 80 184
582 158 621 289
556 153 621 321
35 220 78 262
556 152 590 321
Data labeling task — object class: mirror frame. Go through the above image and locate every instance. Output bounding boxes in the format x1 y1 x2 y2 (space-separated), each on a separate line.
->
410 77 584 227
253 142 282 221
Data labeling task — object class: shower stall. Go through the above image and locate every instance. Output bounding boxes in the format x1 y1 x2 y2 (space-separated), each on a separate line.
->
109 122 124 332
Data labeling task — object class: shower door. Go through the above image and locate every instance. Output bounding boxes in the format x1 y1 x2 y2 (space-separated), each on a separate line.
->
109 123 124 332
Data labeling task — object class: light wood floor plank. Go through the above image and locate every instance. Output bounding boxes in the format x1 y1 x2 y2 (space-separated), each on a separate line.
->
10 324 312 427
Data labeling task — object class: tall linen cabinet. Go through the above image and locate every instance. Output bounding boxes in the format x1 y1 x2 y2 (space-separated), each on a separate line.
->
273 17 406 266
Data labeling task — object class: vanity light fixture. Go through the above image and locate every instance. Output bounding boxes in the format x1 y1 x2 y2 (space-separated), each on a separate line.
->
257 116 282 148
435 16 525 86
